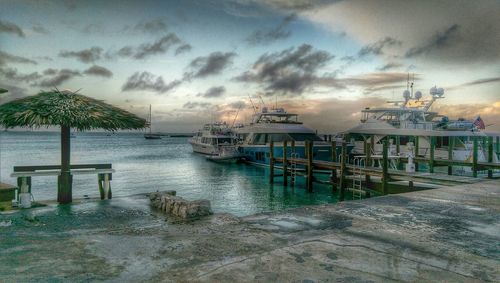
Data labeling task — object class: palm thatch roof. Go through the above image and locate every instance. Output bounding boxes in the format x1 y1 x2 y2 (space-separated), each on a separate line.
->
0 90 146 130
0 88 7 94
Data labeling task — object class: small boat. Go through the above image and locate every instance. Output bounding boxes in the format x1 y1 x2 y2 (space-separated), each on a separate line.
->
206 145 241 163
144 105 162 140
189 122 237 155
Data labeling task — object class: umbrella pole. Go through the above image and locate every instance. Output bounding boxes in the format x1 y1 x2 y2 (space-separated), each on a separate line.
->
58 125 72 204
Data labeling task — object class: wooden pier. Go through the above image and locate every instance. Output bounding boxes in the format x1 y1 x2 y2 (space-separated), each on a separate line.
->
270 136 500 201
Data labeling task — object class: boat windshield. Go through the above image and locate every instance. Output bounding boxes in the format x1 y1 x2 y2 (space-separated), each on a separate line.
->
250 133 322 144
217 138 233 144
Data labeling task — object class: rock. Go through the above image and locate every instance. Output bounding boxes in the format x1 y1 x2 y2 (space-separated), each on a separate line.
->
149 191 212 219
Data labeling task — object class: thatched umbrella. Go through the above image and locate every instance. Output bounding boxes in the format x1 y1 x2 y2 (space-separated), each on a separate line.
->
0 89 146 203
0 88 7 94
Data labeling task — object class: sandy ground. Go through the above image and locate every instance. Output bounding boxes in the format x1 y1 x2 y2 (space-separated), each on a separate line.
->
1 180 499 282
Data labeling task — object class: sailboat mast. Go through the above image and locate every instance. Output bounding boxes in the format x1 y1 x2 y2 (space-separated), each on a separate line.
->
149 104 152 134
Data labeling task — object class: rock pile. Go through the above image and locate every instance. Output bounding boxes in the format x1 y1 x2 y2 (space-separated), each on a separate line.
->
149 191 212 219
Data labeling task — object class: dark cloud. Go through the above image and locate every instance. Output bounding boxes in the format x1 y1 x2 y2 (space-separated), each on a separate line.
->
247 13 296 45
134 33 181 59
43 68 57 75
235 44 333 95
32 24 49 34
377 62 403 71
0 83 28 101
405 24 460 58
83 65 113 78
183 101 212 109
227 100 247 109
338 72 416 94
358 37 401 57
459 77 500 87
121 71 181 94
184 52 236 80
197 86 226 98
0 51 37 66
130 19 168 34
262 0 337 11
0 20 25 37
37 69 81 87
187 52 236 79
0 67 41 83
175 44 192 55
59 46 103 63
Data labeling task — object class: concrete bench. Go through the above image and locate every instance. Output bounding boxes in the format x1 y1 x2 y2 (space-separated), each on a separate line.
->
11 164 115 200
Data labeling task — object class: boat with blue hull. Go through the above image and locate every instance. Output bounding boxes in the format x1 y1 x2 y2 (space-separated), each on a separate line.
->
234 107 350 166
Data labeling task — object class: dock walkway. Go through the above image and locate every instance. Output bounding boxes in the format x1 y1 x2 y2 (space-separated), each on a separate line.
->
1 180 499 282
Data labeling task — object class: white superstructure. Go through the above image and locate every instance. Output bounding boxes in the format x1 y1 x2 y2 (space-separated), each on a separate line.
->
189 122 237 155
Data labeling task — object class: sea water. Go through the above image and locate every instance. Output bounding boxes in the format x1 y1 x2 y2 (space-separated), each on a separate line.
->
0 131 339 216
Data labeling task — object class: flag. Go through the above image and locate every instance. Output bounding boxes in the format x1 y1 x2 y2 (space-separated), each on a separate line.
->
473 116 485 130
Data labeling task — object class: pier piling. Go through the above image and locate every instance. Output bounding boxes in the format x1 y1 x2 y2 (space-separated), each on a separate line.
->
283 141 288 186
488 136 493 179
331 140 337 192
429 136 435 173
306 141 314 192
448 137 454 175
339 142 347 201
269 141 274 184
382 139 389 195
473 137 478 178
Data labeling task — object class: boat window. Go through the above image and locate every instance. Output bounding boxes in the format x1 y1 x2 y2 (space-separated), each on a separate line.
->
288 133 323 142
217 138 232 144
267 133 292 143
253 134 267 145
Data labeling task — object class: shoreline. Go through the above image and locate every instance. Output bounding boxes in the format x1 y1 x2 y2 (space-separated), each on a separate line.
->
1 180 499 282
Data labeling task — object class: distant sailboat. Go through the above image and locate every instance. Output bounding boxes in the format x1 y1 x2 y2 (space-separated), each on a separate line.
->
144 105 162 139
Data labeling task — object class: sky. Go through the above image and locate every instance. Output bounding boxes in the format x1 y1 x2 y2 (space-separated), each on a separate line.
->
0 0 499 133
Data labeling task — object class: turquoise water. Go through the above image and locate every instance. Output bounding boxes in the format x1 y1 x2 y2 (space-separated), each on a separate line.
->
0 131 340 216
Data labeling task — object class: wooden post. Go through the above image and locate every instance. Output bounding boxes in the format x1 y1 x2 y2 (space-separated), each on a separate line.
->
328 135 332 142
448 137 454 175
429 136 435 173
269 141 274 184
396 135 400 155
473 137 478 178
324 134 327 141
364 137 371 186
291 140 296 155
382 139 389 195
283 141 288 186
488 136 493 179
306 141 313 192
331 140 337 192
98 174 105 199
339 142 347 201
496 136 499 155
58 125 72 204
414 136 419 172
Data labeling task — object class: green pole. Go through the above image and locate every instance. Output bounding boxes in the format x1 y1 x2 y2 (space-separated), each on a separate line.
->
269 141 274 184
283 141 288 186
429 136 435 173
488 136 493 179
339 141 347 201
473 137 478 178
382 139 389 195
448 136 454 175
331 140 337 192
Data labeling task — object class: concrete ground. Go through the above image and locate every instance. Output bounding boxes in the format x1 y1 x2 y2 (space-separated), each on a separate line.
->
0 180 499 282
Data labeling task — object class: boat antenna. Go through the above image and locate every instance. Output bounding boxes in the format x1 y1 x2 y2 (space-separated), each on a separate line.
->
258 95 266 108
248 94 257 114
231 104 242 127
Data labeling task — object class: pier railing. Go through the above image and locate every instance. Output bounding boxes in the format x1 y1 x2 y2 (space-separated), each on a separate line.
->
269 135 500 201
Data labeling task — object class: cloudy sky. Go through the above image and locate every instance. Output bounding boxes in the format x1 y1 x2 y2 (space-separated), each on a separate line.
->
1 0 499 132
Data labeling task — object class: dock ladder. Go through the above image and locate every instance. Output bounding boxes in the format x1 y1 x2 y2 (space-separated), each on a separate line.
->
289 152 299 184
351 156 366 199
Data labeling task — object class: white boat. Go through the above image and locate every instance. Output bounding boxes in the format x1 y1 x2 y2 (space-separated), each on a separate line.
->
189 122 237 155
234 106 345 166
346 84 499 165
206 145 241 163
144 105 162 140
